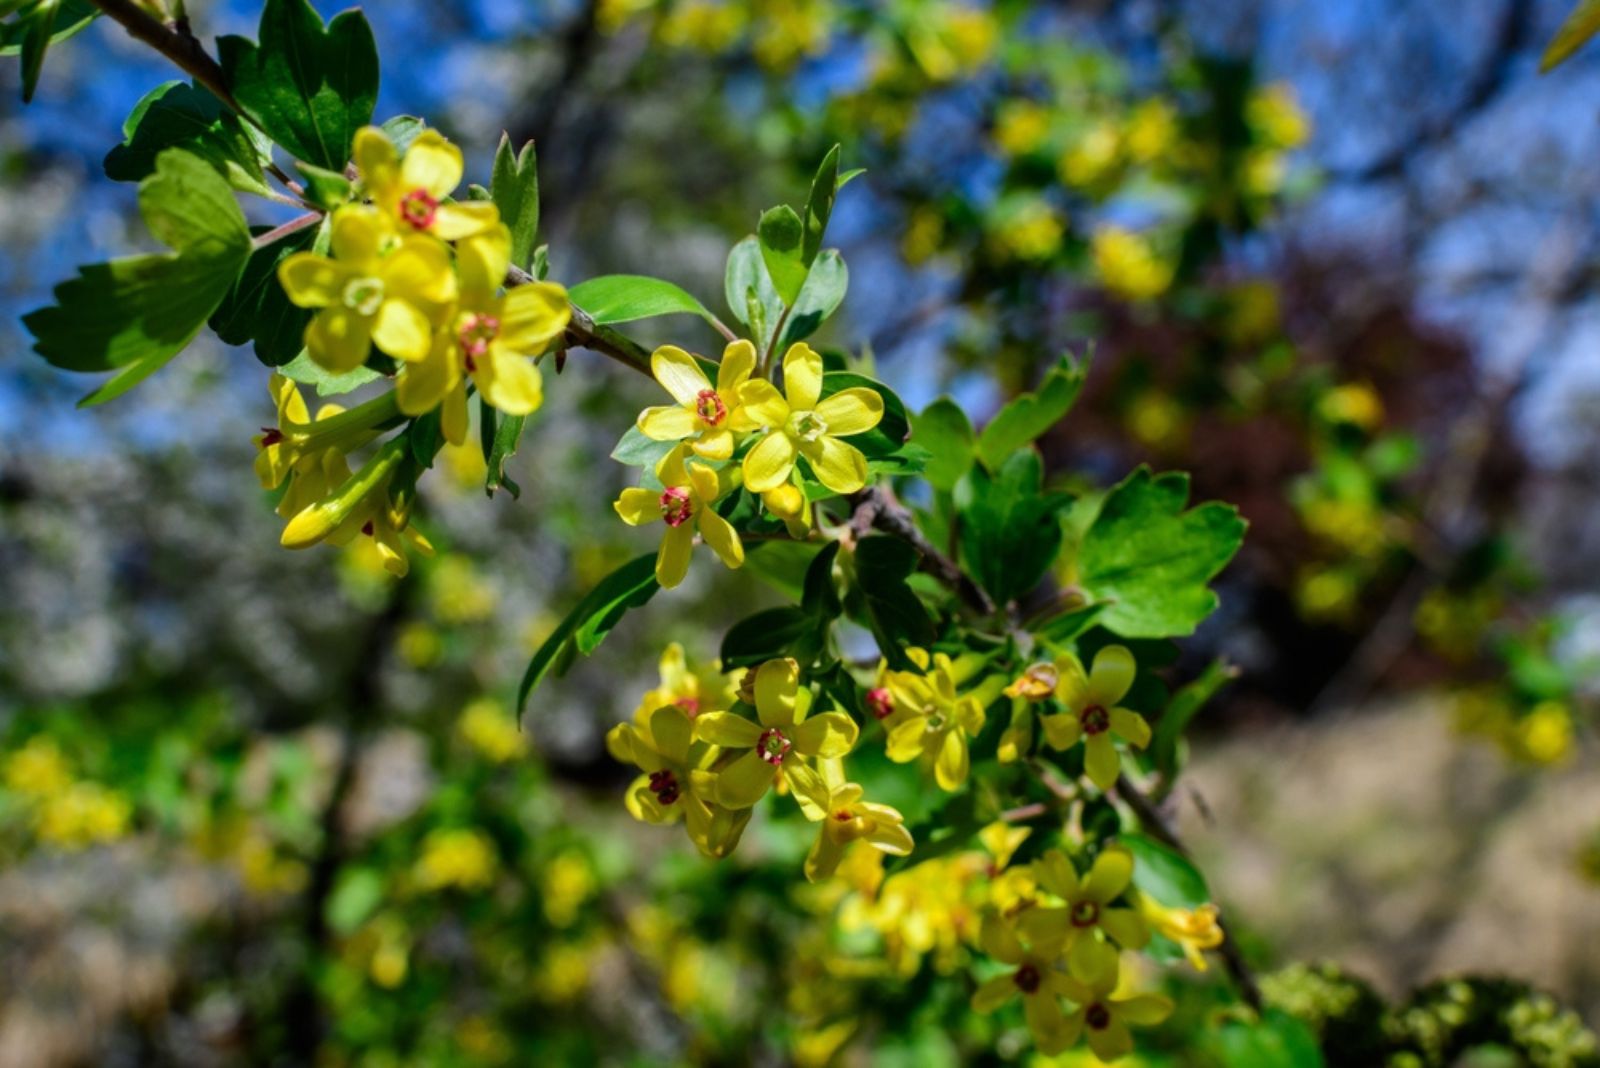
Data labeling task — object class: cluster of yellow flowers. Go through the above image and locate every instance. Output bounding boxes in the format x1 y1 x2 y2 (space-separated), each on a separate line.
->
2 736 133 850
615 340 884 587
255 125 571 575
997 645 1154 790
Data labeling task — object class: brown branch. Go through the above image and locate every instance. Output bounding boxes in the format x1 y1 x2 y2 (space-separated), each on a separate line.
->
847 484 996 616
87 0 241 113
1115 773 1263 1011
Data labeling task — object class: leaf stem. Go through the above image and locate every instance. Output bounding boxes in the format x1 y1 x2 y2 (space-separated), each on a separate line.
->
252 211 322 248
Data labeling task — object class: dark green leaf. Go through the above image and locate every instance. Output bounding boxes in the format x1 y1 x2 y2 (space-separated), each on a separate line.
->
17 0 58 103
1122 832 1210 908
779 250 847 348
1543 0 1600 71
210 222 318 367
218 0 378 169
570 274 718 329
1151 659 1235 782
743 540 824 603
24 150 252 404
912 398 975 492
1203 1011 1326 1068
957 449 1070 606
484 407 526 499
757 203 807 305
104 81 272 196
720 607 817 669
725 235 783 350
0 0 93 81
407 410 443 470
801 540 842 619
518 555 660 712
1075 467 1247 638
976 352 1087 471
801 144 840 266
490 133 539 269
852 536 936 669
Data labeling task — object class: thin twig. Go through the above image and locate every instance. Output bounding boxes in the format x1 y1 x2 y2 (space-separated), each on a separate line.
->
847 484 997 616
252 211 322 249
87 0 241 113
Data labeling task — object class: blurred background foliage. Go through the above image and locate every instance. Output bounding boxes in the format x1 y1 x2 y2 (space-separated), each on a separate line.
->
1 0 1598 1065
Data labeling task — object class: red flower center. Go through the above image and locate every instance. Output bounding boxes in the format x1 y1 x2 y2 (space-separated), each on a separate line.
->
1070 900 1101 928
259 427 284 446
1013 963 1041 994
659 486 693 527
647 769 680 805
458 313 500 372
757 727 791 766
675 697 700 716
1086 1003 1112 1031
1080 704 1110 736
400 188 438 229
695 389 727 426
866 687 894 720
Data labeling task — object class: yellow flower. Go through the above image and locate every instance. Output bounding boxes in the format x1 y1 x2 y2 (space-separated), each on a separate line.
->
735 343 884 495
991 198 1064 261
971 911 1078 1054
1247 83 1310 150
1518 701 1575 766
632 642 738 725
1005 662 1060 701
614 443 745 588
352 125 500 240
542 852 595 927
35 782 132 849
1318 382 1384 432
1126 98 1180 165
459 697 528 763
1090 226 1173 301
3 736 72 797
1053 943 1175 1062
252 373 393 492
414 827 499 892
1040 645 1151 791
881 648 987 790
1058 122 1122 189
1024 847 1149 981
396 223 571 436
804 762 913 882
694 658 857 811
1136 894 1223 972
610 703 751 858
279 204 456 370
761 482 813 538
995 99 1052 157
637 339 756 460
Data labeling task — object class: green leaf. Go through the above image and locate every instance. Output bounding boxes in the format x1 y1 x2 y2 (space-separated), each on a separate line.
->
1122 832 1210 909
1543 0 1600 71
720 607 818 669
957 449 1070 606
518 555 660 713
1075 467 1247 638
610 425 677 469
801 144 840 266
757 204 808 305
483 404 527 499
819 371 909 460
976 352 1087 471
1032 601 1106 644
1204 1011 1326 1068
210 223 319 367
295 161 352 209
326 866 385 935
852 536 936 669
725 235 783 349
779 250 847 348
800 540 843 620
490 133 539 270
17 0 59 103
218 0 378 170
24 150 251 404
570 274 718 330
743 540 824 603
0 0 93 82
912 398 975 492
379 114 425 152
104 81 272 196
278 350 380 396
1151 658 1235 782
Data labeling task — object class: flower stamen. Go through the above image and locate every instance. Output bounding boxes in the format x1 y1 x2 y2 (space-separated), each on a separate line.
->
1080 704 1111 736
399 188 438 230
659 486 693 527
757 727 791 766
694 389 727 426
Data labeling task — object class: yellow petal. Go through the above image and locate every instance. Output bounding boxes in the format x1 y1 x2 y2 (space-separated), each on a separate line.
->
814 387 884 436
784 762 831 820
733 379 790 429
499 282 571 349
457 224 511 297
865 817 913 856
934 728 969 790
395 334 461 415
383 236 457 306
399 130 464 198
1055 653 1092 710
781 342 823 410
371 299 433 362
476 350 543 416
305 306 372 372
742 431 798 493
716 750 776 809
656 522 694 588
1035 849 1081 899
971 974 1016 1013
441 381 469 446
793 711 858 758
638 405 697 441
1111 708 1151 748
1084 731 1120 791
1114 993 1174 1025
753 658 799 728
979 912 1026 964
1086 1018 1133 1063
1089 645 1137 706
1041 712 1082 751
800 436 868 494
696 509 745 570
648 704 693 764
693 711 763 748
655 443 689 488
1100 907 1149 950
278 252 347 308
431 201 501 241
651 345 712 406
330 204 388 263
692 428 734 461
717 339 757 392
885 719 927 762
687 461 720 504
803 827 848 882
1023 993 1066 1048
615 487 659 526
1083 846 1133 903
352 126 399 199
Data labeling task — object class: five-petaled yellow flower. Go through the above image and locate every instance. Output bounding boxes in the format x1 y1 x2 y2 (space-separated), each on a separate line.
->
395 222 570 440
279 204 456 371
735 342 884 495
1053 941 1175 1062
610 703 751 859
880 648 987 791
1137 893 1224 972
1040 645 1151 790
637 340 756 460
694 657 856 810
614 444 745 588
353 126 500 240
970 911 1077 1054
804 758 913 882
1022 846 1149 981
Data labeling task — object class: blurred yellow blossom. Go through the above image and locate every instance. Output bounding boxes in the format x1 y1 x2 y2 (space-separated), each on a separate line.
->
1248 83 1311 150
236 831 310 895
1059 123 1122 189
1091 227 1174 301
414 827 499 892
429 554 499 624
1126 99 1179 165
542 852 596 927
1318 382 1385 432
3 736 72 797
35 782 132 849
397 621 443 667
657 1 746 51
995 99 1053 157
459 698 528 763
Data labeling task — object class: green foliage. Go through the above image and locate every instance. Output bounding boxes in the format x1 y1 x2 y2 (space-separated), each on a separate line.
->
1122 832 1210 909
104 81 273 196
975 352 1087 472
779 249 848 348
1203 1010 1327 1068
849 535 937 669
957 449 1070 605
1075 467 1247 638
23 149 252 406
218 0 379 169
278 349 381 395
1150 658 1235 782
912 398 977 492
569 274 719 330
821 370 909 460
757 203 808 305
480 402 527 499
724 234 784 351
722 542 842 668
489 133 540 269
517 555 660 711
1542 0 1600 71
210 223 320 367
0 0 95 101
